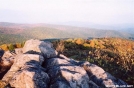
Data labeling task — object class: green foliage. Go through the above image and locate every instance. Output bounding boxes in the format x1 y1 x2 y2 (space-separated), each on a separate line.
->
8 44 15 51
0 22 134 45
0 42 25 51
0 33 28 45
21 41 25 47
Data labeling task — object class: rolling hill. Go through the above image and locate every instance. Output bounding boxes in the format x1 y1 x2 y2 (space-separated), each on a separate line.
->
0 22 133 44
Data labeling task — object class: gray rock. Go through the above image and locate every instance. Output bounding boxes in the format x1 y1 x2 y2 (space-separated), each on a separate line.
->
56 54 80 65
80 61 128 87
14 48 23 55
46 58 90 88
88 81 100 88
2 54 44 83
0 50 15 70
23 39 57 58
0 50 14 80
46 58 75 68
50 81 71 88
9 60 49 88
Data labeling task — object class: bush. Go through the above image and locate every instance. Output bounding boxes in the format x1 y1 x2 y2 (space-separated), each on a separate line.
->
75 38 85 45
0 44 8 51
8 44 15 51
15 43 22 48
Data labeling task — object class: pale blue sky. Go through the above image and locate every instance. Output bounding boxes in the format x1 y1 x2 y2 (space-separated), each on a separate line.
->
0 0 133 26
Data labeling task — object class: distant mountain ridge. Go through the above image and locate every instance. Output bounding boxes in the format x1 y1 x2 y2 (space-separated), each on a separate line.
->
0 22 133 44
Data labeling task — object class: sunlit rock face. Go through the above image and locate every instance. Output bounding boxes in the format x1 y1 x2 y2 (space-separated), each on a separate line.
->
0 50 15 79
0 39 127 88
23 39 57 58
80 61 128 87
14 48 23 55
9 59 49 88
46 58 90 88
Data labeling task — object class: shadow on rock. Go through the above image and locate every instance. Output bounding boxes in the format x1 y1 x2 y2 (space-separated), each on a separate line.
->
9 60 50 88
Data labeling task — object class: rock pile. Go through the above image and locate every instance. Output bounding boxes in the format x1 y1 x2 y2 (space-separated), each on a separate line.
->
0 39 127 88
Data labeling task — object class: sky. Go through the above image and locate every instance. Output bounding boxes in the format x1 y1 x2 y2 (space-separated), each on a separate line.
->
0 0 133 27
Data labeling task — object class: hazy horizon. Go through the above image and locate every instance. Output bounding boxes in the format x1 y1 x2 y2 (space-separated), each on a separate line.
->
0 0 133 28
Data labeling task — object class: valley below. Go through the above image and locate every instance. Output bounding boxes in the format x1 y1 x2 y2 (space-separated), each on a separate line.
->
0 22 134 45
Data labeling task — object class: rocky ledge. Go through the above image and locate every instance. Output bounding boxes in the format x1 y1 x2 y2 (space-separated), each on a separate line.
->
0 39 127 88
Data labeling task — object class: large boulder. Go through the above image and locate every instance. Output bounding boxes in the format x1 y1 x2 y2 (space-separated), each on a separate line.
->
14 48 23 55
0 51 15 79
9 60 49 88
1 51 15 67
23 39 57 58
2 54 44 83
46 57 90 88
80 61 128 87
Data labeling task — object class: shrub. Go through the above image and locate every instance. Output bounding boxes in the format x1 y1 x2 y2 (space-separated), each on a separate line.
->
15 43 22 48
75 38 84 45
0 44 8 51
0 80 6 88
56 40 65 55
83 43 90 47
8 44 15 51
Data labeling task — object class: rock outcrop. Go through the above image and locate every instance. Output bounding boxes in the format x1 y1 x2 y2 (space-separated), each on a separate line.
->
46 58 90 88
23 39 57 58
9 55 49 88
80 61 128 87
0 50 15 80
0 39 128 88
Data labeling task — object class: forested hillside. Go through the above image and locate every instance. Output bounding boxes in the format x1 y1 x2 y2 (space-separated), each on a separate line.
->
0 22 133 45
